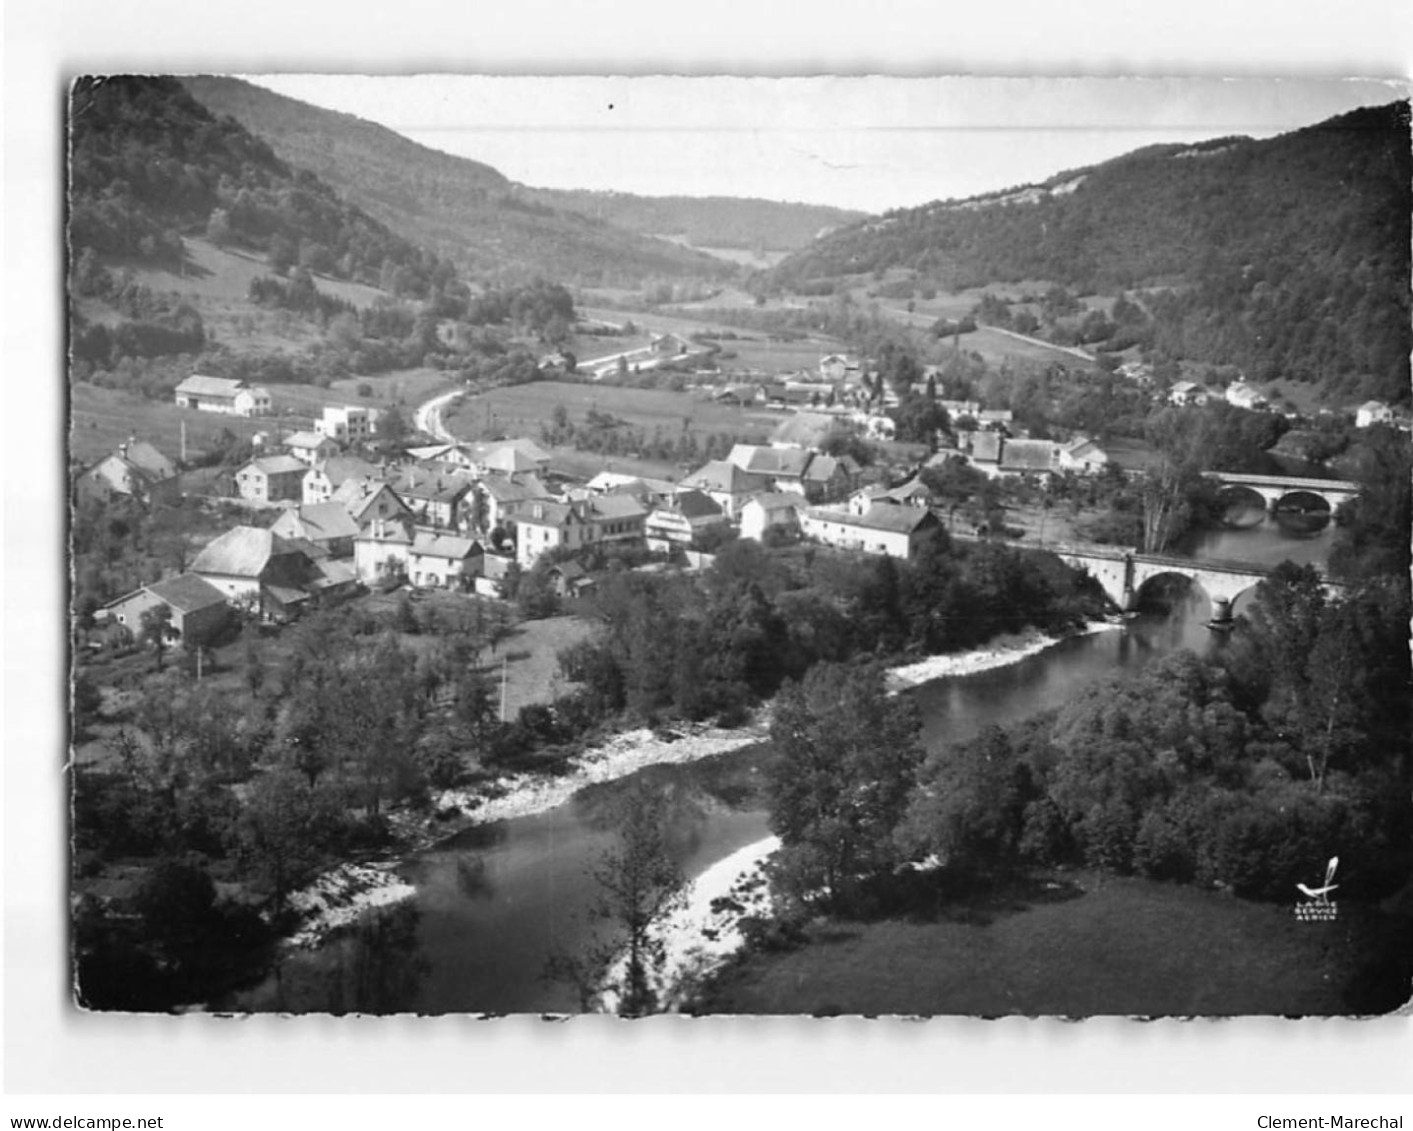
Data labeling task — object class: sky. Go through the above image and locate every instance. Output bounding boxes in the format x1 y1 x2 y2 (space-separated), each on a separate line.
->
243 75 1405 213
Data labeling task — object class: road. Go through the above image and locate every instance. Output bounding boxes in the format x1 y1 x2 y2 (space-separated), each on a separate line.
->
414 387 463 442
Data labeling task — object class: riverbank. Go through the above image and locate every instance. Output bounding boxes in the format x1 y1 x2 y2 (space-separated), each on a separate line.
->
886 621 1122 690
280 622 1120 951
598 835 781 1015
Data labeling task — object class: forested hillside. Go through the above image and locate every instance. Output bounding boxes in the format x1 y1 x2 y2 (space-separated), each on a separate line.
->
70 76 456 298
182 76 734 286
521 189 864 252
768 104 1412 403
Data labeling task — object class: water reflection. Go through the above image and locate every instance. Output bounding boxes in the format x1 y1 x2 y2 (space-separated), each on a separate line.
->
222 520 1328 1015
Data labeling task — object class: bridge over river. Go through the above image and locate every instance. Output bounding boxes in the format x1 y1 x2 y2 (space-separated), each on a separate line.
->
1048 542 1338 613
1204 471 1361 513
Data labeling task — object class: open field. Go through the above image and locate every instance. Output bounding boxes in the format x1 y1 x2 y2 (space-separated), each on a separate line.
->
954 325 1095 368
701 871 1411 1016
70 368 457 466
70 384 270 465
442 379 789 449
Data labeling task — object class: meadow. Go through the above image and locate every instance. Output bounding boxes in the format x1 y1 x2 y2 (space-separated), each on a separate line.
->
700 871 1407 1016
442 379 789 451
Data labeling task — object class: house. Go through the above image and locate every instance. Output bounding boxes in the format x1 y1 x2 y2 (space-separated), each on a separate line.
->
407 532 482 590
769 411 847 452
1057 437 1111 474
1225 381 1269 411
234 454 309 504
313 404 379 446
391 468 475 530
584 493 649 550
726 444 813 495
76 439 180 506
283 430 340 466
644 490 729 552
546 560 594 598
801 503 943 560
1169 380 1212 407
802 453 861 503
847 478 932 515
819 353 860 383
474 473 553 533
739 492 804 542
406 438 553 477
97 573 229 647
977 408 1014 428
353 517 415 585
713 383 764 407
967 431 1002 466
173 374 270 417
302 456 384 505
268 503 363 558
998 439 1058 479
1355 400 1395 428
512 500 589 568
584 471 677 506
331 478 412 530
650 332 692 356
679 460 772 519
189 526 322 617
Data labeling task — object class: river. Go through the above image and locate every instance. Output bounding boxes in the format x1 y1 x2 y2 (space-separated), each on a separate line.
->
217 509 1332 1015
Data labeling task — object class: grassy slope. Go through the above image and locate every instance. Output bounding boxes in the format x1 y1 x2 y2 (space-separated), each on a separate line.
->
702 872 1410 1016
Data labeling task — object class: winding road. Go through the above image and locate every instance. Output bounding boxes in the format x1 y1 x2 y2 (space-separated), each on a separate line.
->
413 387 464 443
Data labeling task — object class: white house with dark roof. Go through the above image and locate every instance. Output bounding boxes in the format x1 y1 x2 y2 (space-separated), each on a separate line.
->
234 454 309 504
190 526 321 615
303 455 384 505
283 430 339 466
1355 400 1395 428
174 375 270 416
408 532 482 590
739 492 805 542
512 500 588 568
330 478 411 530
801 503 942 560
354 517 415 584
645 489 728 552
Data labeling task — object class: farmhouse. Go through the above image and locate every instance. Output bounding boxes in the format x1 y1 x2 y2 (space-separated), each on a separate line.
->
1057 437 1112 474
800 503 942 560
76 439 180 506
726 444 812 495
234 454 309 504
998 438 1058 480
190 526 322 617
97 573 229 647
1355 400 1395 428
1169 380 1213 407
1225 381 1269 411
173 375 271 417
268 502 362 558
847 478 932 515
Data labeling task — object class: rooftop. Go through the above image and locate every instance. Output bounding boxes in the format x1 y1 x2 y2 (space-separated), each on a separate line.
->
144 573 227 613
191 526 299 578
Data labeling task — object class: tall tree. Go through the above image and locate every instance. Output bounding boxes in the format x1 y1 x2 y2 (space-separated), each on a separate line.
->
765 661 923 910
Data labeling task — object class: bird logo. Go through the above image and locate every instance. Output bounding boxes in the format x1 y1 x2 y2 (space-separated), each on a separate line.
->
1294 857 1340 920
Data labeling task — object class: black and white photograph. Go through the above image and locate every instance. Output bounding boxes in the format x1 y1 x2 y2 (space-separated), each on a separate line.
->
60 72 1413 1022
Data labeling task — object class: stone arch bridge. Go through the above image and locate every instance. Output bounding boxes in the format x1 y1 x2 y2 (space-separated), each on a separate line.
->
1051 545 1335 613
1204 472 1361 513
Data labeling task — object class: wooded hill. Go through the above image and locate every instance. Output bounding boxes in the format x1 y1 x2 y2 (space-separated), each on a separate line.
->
768 103 1412 403
70 76 456 299
182 76 737 286
521 188 864 253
